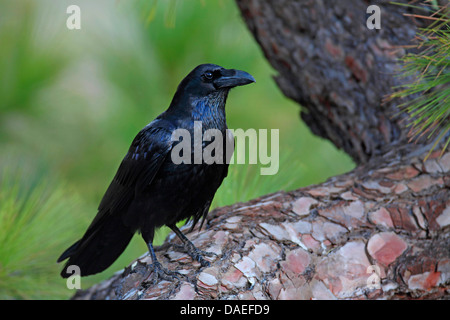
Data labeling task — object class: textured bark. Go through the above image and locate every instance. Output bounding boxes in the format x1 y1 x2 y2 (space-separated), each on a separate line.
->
73 0 450 299
74 149 450 300
237 0 426 164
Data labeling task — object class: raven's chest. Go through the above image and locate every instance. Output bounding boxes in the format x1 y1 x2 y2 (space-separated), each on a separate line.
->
143 161 228 225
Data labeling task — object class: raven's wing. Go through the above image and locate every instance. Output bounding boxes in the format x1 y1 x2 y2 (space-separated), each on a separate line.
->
57 121 173 273
94 122 173 229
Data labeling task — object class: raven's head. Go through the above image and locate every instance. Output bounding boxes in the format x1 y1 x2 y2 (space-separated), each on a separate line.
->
170 64 255 108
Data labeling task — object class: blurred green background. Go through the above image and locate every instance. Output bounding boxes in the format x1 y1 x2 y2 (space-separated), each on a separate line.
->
0 0 354 299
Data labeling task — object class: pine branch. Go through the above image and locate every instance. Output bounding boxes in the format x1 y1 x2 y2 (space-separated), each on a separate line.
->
391 1 450 159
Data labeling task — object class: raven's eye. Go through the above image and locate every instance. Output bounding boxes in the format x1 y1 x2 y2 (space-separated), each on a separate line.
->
203 72 213 80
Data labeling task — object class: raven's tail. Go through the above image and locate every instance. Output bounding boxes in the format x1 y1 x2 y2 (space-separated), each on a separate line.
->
57 214 134 278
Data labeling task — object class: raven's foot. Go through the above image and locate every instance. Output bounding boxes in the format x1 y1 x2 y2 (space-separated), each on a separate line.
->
144 261 182 285
183 241 217 267
169 225 217 267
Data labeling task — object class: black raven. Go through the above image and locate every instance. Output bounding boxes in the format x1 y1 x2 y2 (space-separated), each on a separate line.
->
57 64 255 279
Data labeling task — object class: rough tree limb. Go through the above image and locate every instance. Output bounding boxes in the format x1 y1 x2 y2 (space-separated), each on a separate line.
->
74 148 450 300
237 0 425 164
73 0 449 299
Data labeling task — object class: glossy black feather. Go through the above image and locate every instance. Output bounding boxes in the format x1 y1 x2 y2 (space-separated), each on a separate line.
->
58 64 254 278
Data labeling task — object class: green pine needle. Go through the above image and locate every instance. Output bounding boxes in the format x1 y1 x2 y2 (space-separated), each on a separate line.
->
391 2 450 159
0 168 89 299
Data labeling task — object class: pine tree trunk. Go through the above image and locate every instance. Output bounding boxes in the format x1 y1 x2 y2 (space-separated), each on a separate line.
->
73 0 449 300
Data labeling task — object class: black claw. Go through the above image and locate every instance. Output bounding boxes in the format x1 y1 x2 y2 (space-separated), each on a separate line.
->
186 245 213 267
170 225 217 267
144 261 182 284
144 241 183 284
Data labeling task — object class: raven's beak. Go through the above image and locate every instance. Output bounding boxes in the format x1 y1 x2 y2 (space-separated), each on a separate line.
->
214 69 255 89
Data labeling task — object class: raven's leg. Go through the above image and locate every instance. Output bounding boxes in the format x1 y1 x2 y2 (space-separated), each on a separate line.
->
143 240 182 284
169 225 216 267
